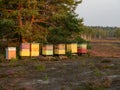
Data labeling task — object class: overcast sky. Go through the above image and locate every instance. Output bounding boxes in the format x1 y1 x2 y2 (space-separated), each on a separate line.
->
76 0 120 27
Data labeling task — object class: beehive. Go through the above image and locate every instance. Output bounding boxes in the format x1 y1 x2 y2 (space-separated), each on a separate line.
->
54 44 65 55
31 43 40 56
78 43 87 54
42 44 53 55
66 43 77 54
6 47 16 59
20 43 30 56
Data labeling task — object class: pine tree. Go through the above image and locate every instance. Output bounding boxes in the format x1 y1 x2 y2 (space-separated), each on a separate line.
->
0 0 83 44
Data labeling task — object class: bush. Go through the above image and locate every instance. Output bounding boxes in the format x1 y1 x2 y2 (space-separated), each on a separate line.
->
93 68 102 77
10 58 18 63
87 43 92 49
66 50 72 58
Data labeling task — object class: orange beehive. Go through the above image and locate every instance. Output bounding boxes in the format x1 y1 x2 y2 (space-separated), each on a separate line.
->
6 47 16 59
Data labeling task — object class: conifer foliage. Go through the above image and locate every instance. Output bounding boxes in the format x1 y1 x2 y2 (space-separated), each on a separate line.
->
0 0 83 43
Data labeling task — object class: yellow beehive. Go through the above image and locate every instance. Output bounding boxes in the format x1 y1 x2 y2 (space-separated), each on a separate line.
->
42 44 53 55
20 43 30 56
42 50 53 55
31 43 40 56
54 44 65 55
20 49 30 56
67 43 77 53
54 49 65 55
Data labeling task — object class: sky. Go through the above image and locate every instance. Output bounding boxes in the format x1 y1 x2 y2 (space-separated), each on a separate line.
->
76 0 120 27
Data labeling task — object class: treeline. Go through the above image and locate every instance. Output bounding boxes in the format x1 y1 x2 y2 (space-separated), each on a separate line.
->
0 0 84 45
81 26 120 40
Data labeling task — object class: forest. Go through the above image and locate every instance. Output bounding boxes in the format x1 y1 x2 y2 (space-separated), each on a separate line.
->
81 26 120 40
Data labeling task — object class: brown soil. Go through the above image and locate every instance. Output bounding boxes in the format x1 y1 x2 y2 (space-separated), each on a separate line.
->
89 41 120 58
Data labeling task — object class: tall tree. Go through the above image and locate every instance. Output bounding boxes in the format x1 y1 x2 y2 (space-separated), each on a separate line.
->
47 12 83 44
0 0 49 43
0 0 82 43
115 28 120 39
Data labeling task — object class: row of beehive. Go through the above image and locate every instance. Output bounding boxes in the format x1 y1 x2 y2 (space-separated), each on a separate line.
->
6 43 87 59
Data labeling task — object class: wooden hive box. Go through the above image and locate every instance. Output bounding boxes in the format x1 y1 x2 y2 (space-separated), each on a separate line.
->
54 44 66 55
78 43 87 54
31 43 40 57
6 47 16 59
66 43 77 54
20 43 30 56
42 44 53 56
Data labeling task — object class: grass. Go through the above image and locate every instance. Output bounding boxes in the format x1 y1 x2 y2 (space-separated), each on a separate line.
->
66 50 72 58
44 74 49 81
103 65 114 69
85 85 104 90
31 58 38 60
35 64 46 71
9 58 18 63
81 60 87 67
88 61 95 68
93 68 102 77
50 57 59 61
101 59 111 63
